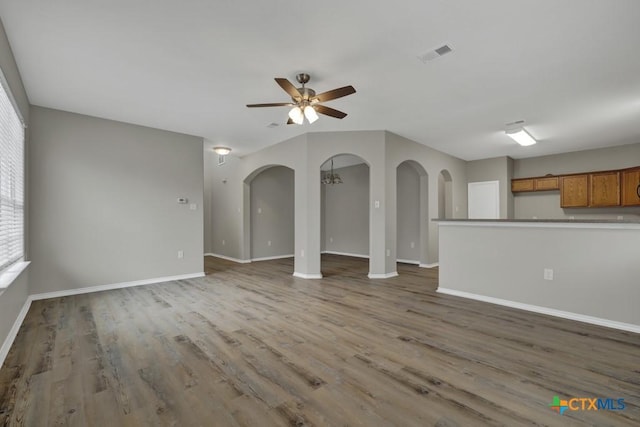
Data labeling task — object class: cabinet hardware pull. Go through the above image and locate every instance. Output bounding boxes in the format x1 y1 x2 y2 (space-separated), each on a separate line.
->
637 183 640 198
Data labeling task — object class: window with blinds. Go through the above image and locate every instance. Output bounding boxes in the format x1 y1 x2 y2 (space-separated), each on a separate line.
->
0 76 25 273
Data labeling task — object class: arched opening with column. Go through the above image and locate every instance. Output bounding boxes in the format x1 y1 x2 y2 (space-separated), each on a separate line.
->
396 160 429 270
243 164 295 272
438 169 453 219
319 153 370 277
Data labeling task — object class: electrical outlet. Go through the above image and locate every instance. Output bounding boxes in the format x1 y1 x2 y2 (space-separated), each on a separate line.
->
374 200 380 208
329 237 333 243
617 216 624 220
257 207 262 214
386 249 391 257
410 242 415 248
267 240 272 246
544 268 553 281
178 250 184 259
222 240 225 246
569 216 575 220
189 203 197 210
301 249 305 257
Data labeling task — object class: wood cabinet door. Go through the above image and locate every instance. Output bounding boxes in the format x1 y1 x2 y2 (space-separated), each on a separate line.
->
590 171 620 207
534 176 559 191
621 167 640 206
560 175 589 207
511 178 534 192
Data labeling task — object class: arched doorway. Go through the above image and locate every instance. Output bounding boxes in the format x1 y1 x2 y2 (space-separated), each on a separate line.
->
320 154 370 277
244 165 295 270
396 161 429 269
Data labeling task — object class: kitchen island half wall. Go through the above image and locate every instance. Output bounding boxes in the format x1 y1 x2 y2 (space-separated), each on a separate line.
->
436 219 640 333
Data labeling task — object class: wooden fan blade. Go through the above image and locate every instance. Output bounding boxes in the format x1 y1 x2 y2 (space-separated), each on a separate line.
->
275 78 302 101
311 85 356 103
246 102 294 108
315 104 347 119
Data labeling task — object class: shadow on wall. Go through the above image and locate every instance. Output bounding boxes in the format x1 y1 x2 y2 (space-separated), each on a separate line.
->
438 169 453 219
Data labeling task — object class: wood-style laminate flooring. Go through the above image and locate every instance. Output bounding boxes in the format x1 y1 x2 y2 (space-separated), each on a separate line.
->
1 254 639 426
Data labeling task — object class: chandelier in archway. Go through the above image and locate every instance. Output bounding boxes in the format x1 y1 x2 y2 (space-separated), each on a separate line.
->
321 159 343 185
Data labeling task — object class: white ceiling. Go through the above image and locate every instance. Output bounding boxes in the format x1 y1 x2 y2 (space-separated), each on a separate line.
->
1 0 639 161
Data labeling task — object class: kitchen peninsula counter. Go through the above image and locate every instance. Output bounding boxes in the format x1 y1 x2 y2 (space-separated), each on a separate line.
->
435 219 640 332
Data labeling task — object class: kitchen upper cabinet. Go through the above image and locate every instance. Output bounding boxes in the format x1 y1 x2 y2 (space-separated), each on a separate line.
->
511 176 559 192
511 178 534 192
589 171 620 207
514 166 639 208
534 176 559 191
621 167 640 206
560 174 589 208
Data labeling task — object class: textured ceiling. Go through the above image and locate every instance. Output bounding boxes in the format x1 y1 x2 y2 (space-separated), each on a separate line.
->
1 0 639 160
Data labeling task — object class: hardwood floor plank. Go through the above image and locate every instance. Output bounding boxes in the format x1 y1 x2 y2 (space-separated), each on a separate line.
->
1 254 638 426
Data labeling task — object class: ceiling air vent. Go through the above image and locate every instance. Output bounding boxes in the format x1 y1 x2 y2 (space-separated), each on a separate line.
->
418 44 453 63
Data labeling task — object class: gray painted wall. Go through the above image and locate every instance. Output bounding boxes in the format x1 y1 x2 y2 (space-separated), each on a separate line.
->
466 156 514 219
207 151 244 259
28 107 204 295
513 143 640 219
204 130 467 275
438 222 640 327
323 163 369 257
250 166 294 259
0 17 30 356
308 132 386 276
437 173 446 218
396 162 420 262
385 132 468 266
203 149 214 254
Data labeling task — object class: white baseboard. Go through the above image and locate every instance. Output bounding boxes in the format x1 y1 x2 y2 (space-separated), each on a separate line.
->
420 262 438 268
205 253 251 264
0 297 32 370
30 272 205 301
437 288 640 334
322 251 369 259
251 254 294 262
368 271 399 279
293 272 323 279
397 259 420 265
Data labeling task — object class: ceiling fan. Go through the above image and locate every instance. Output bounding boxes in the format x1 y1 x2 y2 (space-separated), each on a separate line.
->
246 73 356 125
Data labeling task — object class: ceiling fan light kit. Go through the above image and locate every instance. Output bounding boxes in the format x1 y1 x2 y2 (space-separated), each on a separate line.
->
213 146 231 155
304 105 319 124
247 73 356 125
288 106 304 125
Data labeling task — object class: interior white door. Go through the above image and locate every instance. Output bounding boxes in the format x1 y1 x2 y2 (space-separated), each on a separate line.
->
468 180 500 219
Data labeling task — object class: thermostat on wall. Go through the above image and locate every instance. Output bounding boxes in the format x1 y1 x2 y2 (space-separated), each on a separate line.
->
177 198 188 204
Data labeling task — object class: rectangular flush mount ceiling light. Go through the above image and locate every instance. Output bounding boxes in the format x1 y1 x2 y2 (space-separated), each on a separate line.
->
505 121 537 146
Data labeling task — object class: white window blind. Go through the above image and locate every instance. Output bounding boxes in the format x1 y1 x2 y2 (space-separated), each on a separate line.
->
0 76 25 272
